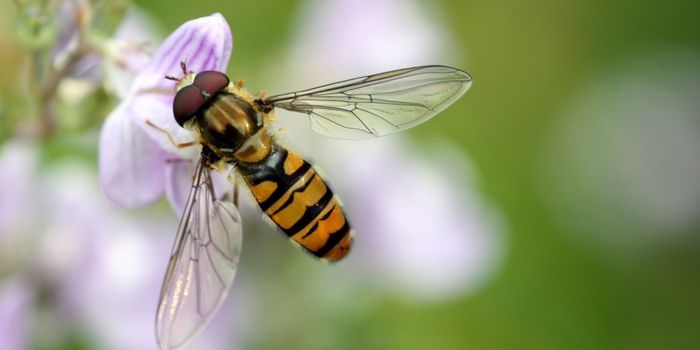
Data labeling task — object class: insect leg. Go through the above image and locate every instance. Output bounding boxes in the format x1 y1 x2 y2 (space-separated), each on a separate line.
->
233 173 240 207
145 119 197 149
226 164 240 207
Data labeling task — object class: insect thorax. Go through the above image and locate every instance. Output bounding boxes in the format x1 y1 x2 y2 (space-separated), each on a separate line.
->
196 92 272 164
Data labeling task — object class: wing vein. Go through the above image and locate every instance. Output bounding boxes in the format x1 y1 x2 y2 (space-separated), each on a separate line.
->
264 65 471 139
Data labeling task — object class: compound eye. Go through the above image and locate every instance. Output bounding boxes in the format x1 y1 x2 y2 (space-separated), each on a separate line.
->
173 85 205 126
193 71 230 96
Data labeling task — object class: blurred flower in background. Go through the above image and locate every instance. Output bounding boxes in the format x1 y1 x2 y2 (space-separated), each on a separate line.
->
0 142 38 266
281 0 457 78
539 50 700 259
0 140 247 350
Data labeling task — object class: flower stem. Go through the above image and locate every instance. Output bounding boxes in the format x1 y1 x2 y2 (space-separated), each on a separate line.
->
36 44 90 137
34 4 93 139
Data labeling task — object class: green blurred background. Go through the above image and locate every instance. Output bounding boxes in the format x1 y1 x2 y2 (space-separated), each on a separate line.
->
2 0 700 349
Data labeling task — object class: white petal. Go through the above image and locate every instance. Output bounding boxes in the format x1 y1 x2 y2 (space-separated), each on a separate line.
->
129 93 197 156
99 103 167 207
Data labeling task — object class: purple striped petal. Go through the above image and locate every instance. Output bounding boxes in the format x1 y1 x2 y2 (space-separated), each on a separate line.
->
132 13 232 93
129 13 233 149
99 103 167 207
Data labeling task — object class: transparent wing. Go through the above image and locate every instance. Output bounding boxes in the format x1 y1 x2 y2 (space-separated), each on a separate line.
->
156 158 243 350
263 65 472 139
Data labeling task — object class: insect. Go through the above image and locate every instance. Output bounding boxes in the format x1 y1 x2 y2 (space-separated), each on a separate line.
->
155 63 472 349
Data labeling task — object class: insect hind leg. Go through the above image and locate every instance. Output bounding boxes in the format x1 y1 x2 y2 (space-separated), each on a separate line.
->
232 170 240 207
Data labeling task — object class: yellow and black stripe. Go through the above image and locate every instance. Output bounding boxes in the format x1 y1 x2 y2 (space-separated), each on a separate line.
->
238 143 352 261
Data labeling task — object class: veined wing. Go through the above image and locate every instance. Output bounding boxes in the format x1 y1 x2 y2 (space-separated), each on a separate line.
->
263 65 472 139
156 157 243 350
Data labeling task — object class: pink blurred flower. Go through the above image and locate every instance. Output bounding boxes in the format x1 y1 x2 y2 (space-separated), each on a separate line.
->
98 13 232 212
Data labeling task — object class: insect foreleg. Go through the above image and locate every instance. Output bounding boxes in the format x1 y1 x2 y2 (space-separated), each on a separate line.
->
145 119 197 149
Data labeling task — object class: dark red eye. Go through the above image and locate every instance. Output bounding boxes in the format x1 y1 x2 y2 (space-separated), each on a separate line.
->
173 85 205 126
193 71 230 96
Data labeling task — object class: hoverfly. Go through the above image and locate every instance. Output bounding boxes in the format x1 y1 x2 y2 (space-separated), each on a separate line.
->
155 63 472 349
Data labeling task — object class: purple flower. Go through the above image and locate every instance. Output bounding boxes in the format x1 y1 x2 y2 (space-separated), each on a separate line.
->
99 13 232 212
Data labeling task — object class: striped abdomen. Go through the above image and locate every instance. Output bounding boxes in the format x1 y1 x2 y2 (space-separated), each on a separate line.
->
238 142 352 261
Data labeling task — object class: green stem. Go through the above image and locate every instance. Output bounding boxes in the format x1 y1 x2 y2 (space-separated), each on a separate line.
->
35 3 94 139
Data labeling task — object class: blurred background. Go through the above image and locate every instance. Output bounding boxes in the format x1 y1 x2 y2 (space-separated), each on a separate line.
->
1 0 699 349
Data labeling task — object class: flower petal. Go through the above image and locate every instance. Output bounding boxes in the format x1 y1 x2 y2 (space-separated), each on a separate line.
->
129 92 197 156
164 157 196 215
129 13 233 153
99 103 167 207
103 7 160 99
